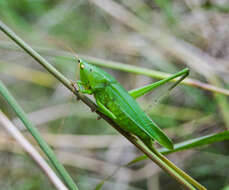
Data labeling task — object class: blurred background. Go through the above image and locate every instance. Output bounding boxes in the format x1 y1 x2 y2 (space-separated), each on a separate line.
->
0 0 229 189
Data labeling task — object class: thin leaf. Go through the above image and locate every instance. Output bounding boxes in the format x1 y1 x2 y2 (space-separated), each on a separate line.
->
0 81 79 190
129 130 229 165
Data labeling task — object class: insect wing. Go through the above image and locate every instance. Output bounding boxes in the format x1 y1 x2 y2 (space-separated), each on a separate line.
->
137 79 177 112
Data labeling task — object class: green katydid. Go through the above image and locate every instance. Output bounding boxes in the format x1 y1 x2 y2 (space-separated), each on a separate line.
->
76 59 207 190
77 59 189 150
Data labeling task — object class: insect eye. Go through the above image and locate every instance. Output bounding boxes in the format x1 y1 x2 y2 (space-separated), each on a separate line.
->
80 64 84 69
77 59 81 64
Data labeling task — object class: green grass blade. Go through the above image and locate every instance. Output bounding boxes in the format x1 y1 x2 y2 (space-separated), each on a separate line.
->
0 81 79 190
104 130 229 189
129 130 229 164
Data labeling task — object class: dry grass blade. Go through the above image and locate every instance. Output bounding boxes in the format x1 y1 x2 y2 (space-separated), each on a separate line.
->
0 111 68 190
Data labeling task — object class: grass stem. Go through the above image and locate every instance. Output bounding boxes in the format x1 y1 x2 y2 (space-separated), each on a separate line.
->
0 20 204 189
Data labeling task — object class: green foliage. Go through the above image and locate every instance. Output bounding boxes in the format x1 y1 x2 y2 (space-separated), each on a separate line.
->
0 0 228 189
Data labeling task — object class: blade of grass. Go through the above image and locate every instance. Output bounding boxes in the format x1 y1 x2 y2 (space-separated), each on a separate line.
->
0 42 229 96
98 130 229 189
129 130 229 164
0 81 79 190
61 55 229 97
0 111 68 190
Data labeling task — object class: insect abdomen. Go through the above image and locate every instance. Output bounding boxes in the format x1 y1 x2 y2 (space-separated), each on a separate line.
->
94 85 147 137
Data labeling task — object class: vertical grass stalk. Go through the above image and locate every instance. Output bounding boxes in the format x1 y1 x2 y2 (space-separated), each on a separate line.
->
0 81 79 190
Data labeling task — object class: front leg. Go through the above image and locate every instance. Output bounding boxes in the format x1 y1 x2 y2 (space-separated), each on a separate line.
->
96 99 117 120
76 80 93 94
75 80 97 112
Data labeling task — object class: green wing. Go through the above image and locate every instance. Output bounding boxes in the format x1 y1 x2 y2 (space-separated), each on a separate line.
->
120 106 173 150
110 83 173 150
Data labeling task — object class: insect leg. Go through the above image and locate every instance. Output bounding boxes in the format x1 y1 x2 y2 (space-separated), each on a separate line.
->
96 100 117 120
76 80 93 94
128 68 189 99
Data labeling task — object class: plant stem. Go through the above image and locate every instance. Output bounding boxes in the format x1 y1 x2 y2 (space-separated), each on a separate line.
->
151 147 206 190
54 53 229 97
0 81 78 190
130 137 196 190
0 42 229 96
0 21 72 92
83 56 229 96
128 130 229 165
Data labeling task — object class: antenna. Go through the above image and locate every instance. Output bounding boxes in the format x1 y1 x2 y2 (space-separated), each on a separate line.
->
45 37 81 79
45 36 79 61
